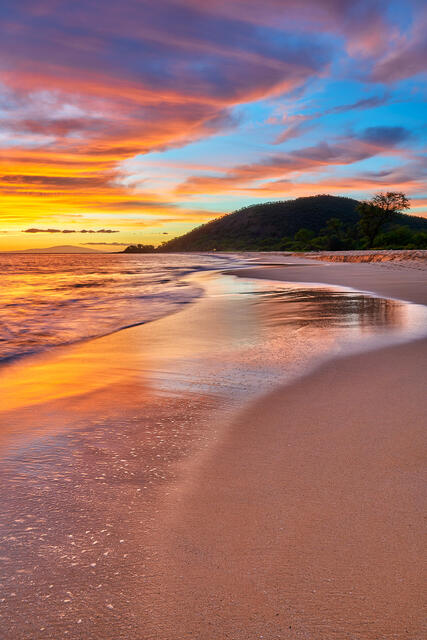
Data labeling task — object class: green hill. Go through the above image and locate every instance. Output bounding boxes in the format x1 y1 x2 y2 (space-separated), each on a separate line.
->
160 195 427 251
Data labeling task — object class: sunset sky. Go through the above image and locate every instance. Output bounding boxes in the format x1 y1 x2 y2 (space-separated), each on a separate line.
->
1 0 426 250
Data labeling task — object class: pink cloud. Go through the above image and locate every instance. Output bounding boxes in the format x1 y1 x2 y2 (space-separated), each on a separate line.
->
175 130 413 196
370 14 427 82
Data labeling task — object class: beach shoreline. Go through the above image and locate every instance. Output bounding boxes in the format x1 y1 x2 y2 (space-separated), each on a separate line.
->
226 250 427 306
0 254 426 639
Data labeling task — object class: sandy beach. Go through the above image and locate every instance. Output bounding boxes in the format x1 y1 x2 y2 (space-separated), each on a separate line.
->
145 337 426 640
0 255 426 639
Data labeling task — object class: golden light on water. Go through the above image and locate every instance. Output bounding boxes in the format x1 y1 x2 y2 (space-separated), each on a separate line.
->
1 272 425 425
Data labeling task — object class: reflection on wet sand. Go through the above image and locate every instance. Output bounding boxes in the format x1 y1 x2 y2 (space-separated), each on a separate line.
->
250 286 405 330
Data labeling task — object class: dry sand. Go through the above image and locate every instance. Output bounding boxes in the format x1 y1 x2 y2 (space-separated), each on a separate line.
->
299 249 427 269
0 256 426 639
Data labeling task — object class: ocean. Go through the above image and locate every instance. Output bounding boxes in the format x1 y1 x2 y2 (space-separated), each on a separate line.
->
2 252 427 372
0 252 244 363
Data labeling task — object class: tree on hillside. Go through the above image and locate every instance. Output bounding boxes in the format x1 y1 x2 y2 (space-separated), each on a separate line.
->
357 192 410 248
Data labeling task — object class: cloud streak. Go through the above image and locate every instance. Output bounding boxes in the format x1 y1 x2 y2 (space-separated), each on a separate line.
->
23 228 119 233
176 127 415 195
273 95 391 144
81 241 127 245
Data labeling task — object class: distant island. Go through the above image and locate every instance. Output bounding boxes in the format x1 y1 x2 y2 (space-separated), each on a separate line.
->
4 245 106 254
122 194 427 253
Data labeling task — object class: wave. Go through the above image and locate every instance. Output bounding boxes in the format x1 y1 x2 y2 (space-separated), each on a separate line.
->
0 253 238 364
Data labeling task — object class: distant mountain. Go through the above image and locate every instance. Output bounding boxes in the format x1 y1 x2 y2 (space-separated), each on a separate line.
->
5 245 105 254
160 195 427 251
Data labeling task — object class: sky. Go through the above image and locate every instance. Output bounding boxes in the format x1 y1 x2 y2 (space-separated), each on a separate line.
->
0 0 426 251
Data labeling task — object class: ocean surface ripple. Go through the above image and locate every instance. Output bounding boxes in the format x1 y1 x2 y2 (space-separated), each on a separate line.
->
0 253 238 363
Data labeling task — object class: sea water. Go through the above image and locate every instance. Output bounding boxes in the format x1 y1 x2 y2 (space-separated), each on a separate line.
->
0 253 242 362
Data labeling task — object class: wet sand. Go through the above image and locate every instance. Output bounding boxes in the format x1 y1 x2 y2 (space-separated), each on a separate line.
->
0 259 426 639
227 253 427 305
144 337 427 639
